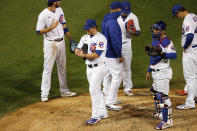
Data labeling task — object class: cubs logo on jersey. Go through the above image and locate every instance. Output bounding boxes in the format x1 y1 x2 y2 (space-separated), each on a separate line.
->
59 14 64 24
99 42 104 48
186 26 190 32
171 45 175 51
90 43 97 52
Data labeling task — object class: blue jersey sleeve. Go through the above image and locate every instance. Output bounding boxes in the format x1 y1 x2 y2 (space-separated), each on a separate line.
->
108 20 122 57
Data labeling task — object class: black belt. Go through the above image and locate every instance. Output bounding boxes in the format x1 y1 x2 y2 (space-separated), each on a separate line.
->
192 45 197 48
48 37 63 42
151 69 160 72
88 64 98 68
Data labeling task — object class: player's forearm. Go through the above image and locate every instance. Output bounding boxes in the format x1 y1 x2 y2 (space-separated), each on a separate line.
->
183 33 194 49
65 32 72 40
163 52 177 59
38 26 56 34
83 53 99 60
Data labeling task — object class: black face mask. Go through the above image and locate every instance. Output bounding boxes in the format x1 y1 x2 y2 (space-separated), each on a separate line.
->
121 14 128 18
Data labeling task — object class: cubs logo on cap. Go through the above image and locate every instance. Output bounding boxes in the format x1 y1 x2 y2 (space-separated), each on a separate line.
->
99 42 104 48
90 43 97 52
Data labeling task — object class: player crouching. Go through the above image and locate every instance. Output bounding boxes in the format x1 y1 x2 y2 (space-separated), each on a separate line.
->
145 21 177 130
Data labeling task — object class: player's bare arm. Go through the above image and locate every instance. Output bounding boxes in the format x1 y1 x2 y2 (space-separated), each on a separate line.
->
62 24 72 40
146 72 151 81
76 50 99 60
39 19 59 34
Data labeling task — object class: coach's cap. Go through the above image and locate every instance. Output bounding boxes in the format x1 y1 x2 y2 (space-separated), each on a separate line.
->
48 0 58 2
172 4 183 17
83 19 97 30
121 1 131 14
110 1 121 9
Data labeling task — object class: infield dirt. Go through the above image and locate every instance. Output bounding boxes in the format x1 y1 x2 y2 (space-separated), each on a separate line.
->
0 88 197 131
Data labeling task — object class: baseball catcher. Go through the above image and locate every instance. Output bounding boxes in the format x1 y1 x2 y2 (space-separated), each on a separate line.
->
145 21 177 130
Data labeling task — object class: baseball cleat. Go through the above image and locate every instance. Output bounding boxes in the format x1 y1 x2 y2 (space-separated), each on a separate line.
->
124 90 134 96
106 104 122 111
41 97 48 102
86 118 100 125
156 120 173 130
61 91 77 97
176 90 187 96
176 104 195 110
114 99 122 104
153 112 163 120
100 115 108 119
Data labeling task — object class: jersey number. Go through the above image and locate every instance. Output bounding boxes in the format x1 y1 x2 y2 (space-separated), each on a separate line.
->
193 16 197 22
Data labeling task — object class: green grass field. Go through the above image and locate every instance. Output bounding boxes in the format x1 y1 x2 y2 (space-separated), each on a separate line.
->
0 0 196 118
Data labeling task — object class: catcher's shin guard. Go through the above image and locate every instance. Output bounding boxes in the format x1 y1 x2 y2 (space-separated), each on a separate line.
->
157 92 172 122
151 87 161 115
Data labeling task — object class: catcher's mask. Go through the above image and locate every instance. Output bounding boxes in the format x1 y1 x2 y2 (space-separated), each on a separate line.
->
151 21 166 40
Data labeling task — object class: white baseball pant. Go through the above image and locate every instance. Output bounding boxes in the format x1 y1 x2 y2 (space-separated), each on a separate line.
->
182 49 197 107
87 63 107 118
152 67 173 107
103 58 123 105
41 39 69 98
122 40 133 92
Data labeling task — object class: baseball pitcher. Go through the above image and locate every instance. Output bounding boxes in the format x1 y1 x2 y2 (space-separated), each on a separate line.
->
75 19 108 125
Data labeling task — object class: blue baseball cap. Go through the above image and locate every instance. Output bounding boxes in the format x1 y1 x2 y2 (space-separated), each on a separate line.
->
110 1 121 9
172 4 183 17
121 1 131 14
48 0 58 2
83 19 97 30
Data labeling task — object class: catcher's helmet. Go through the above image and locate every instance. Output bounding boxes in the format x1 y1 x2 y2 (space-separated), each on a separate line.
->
151 20 166 40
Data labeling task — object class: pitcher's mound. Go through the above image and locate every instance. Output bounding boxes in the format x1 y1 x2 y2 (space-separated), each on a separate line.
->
0 89 197 131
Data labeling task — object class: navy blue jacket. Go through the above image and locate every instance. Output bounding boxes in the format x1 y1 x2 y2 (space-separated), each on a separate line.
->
101 12 122 58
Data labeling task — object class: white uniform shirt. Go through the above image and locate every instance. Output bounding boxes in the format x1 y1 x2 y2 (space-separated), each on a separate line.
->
117 12 140 43
36 7 66 40
151 38 176 70
182 13 197 49
77 32 107 65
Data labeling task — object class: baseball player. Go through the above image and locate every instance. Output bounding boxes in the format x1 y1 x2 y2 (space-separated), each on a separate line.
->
36 0 77 102
75 19 108 125
146 21 177 130
117 1 140 96
172 4 197 109
102 1 123 111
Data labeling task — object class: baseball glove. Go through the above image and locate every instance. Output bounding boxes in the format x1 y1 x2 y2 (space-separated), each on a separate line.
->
126 19 136 35
81 44 88 54
70 39 78 53
145 45 162 56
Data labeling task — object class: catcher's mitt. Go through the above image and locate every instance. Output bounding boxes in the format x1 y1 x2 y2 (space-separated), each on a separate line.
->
126 19 136 35
145 45 162 56
70 39 78 53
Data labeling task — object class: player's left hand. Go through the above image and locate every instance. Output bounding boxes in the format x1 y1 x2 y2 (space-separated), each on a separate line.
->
76 50 85 58
146 72 151 81
118 57 124 63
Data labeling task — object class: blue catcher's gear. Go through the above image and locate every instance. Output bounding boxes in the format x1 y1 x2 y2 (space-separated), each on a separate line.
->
151 21 166 40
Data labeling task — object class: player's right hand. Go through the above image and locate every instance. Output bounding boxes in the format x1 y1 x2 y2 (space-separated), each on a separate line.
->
118 57 124 63
51 19 59 29
146 72 151 81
